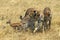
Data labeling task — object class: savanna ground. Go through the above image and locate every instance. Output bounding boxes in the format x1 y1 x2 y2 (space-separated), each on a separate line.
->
0 0 60 40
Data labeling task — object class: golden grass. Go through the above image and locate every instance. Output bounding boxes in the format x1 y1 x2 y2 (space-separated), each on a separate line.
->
0 0 60 40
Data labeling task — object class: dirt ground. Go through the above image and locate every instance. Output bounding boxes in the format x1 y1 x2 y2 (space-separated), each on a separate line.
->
0 0 60 40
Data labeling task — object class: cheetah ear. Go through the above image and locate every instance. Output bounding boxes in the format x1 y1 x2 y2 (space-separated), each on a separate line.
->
20 15 23 20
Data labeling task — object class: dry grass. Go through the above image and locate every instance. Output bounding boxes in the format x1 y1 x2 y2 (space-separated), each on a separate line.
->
0 0 60 40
